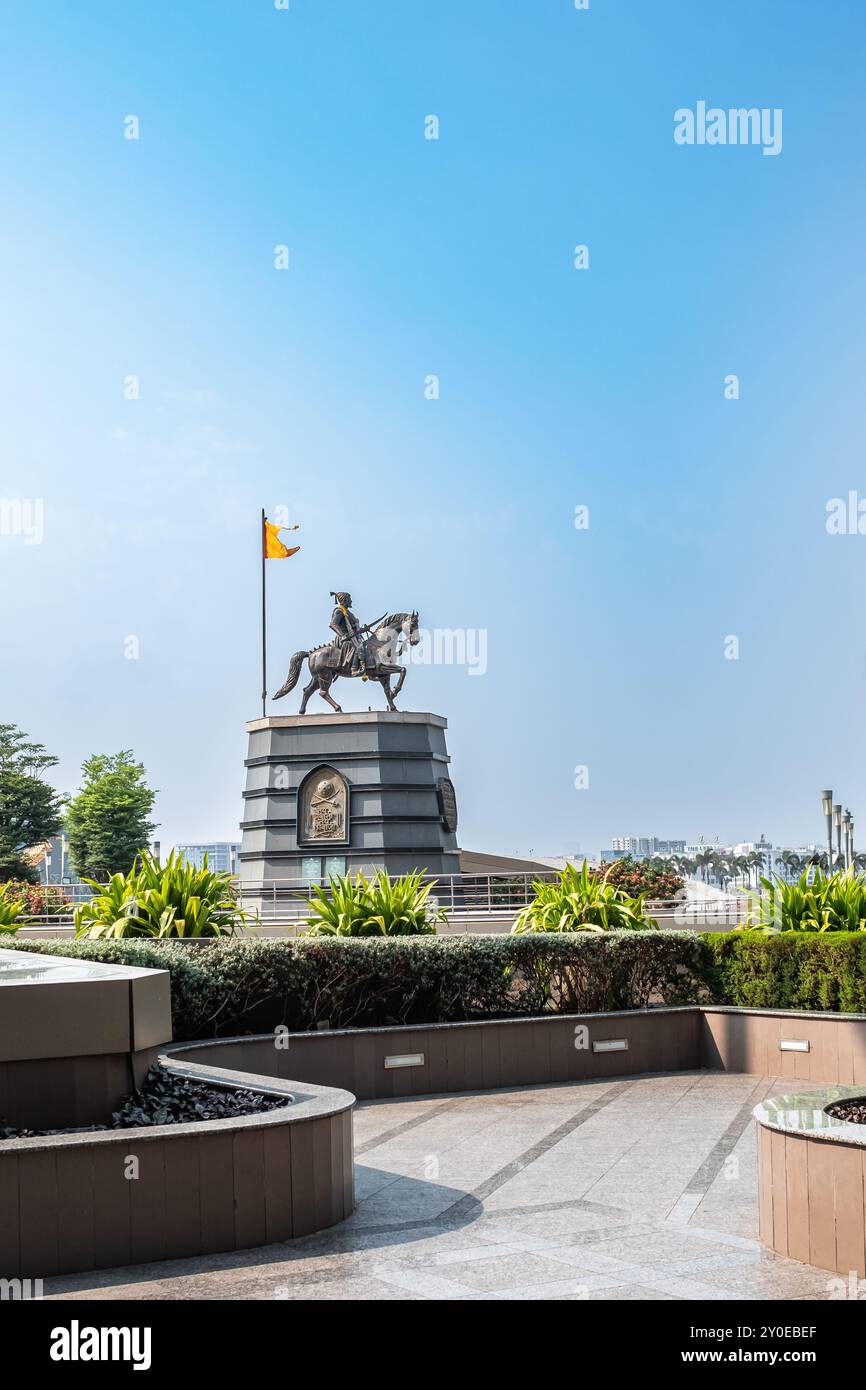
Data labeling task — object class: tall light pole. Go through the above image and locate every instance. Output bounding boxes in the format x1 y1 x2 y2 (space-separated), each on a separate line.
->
834 805 843 872
843 809 852 870
822 790 834 872
851 814 856 872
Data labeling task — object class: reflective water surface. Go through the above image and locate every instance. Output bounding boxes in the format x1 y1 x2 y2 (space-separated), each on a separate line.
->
0 948 131 984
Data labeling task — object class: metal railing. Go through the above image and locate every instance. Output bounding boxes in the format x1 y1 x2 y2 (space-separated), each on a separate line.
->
235 875 751 925
238 872 561 921
25 882 93 904
11 873 752 932
663 897 750 929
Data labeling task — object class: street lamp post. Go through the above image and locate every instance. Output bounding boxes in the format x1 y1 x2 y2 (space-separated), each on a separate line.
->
851 815 856 871
843 809 852 870
834 805 843 872
822 790 834 873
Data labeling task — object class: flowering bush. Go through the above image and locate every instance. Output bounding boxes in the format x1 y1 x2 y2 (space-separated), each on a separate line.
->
1 880 72 918
594 857 684 901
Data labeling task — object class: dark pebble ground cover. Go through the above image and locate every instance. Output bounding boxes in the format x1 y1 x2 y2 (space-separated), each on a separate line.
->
826 1098 866 1125
0 1066 291 1139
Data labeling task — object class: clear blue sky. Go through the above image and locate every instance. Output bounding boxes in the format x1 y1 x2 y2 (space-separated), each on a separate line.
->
2 0 865 858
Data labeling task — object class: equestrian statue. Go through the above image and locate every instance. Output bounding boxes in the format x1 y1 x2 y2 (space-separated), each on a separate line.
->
273 591 420 713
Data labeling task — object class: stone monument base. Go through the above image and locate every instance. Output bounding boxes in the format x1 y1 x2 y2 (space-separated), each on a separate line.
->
239 711 461 883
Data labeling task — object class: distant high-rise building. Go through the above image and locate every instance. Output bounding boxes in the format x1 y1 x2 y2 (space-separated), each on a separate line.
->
610 836 685 858
175 842 241 874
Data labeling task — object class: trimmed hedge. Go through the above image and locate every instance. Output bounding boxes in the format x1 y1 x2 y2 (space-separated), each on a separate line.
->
704 931 866 1013
13 931 866 1040
3 933 714 1040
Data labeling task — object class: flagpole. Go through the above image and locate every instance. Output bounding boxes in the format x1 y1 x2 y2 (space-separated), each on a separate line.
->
261 508 267 719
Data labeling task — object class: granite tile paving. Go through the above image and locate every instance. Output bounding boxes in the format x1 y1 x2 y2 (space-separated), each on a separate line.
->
42 1071 840 1301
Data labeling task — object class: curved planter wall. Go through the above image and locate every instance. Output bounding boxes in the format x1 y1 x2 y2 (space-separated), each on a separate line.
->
755 1088 866 1278
0 1059 354 1279
5 997 866 1280
165 1006 866 1102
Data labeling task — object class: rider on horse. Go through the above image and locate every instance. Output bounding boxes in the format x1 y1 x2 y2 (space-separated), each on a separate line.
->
329 592 373 679
273 599 419 713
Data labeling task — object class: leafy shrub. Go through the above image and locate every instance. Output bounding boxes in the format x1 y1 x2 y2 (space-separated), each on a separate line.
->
704 930 866 1012
303 870 446 936
742 868 866 932
73 849 255 938
596 856 684 901
2 932 715 1038
0 885 23 933
512 861 654 933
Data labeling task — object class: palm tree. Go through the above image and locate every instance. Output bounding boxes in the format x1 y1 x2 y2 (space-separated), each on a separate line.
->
779 851 800 882
716 853 735 890
734 854 751 887
746 850 767 888
694 850 714 884
708 850 728 884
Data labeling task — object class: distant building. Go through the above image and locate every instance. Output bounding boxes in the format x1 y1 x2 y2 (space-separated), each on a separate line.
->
683 838 822 878
30 834 82 885
733 840 821 874
175 842 241 874
609 837 685 859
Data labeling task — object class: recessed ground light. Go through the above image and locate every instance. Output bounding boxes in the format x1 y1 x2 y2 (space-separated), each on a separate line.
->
384 1053 425 1069
779 1039 810 1053
592 1039 628 1054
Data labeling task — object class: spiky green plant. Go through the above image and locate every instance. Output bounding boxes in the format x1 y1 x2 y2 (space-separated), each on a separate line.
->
73 849 255 938
302 870 446 936
0 884 23 933
741 867 866 933
511 860 654 933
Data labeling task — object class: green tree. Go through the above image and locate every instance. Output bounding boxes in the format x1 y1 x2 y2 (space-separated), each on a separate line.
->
745 849 767 888
733 853 751 886
66 751 157 880
0 724 64 881
779 850 801 882
694 850 714 883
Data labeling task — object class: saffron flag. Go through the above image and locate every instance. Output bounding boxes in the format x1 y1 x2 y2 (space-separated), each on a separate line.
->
263 517 300 559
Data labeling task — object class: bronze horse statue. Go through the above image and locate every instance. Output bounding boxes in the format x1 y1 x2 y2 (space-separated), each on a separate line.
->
273 611 420 713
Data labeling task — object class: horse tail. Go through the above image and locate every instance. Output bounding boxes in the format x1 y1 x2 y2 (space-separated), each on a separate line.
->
273 651 309 700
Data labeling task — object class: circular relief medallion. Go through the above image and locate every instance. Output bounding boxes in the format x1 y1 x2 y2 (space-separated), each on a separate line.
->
437 777 458 833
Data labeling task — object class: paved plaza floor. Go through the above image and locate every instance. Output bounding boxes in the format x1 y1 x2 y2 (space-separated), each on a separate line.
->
44 1071 838 1301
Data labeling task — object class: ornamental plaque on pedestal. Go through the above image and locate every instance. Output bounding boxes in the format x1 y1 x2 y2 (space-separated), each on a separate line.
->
239 711 461 884
298 767 349 846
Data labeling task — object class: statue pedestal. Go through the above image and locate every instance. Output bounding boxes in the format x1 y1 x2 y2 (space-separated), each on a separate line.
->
239 711 461 883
